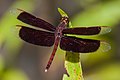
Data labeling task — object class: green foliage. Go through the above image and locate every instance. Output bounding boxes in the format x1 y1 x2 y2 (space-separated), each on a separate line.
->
0 0 35 80
58 8 68 18
0 56 4 75
72 1 120 26
0 0 35 53
85 62 120 80
2 69 29 80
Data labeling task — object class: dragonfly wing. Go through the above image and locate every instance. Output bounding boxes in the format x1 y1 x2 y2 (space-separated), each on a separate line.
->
60 36 110 53
17 9 56 32
62 26 111 35
19 25 55 46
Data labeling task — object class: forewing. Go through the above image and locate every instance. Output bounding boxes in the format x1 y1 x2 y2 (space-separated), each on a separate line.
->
19 26 55 46
17 9 56 32
60 36 100 53
62 26 111 35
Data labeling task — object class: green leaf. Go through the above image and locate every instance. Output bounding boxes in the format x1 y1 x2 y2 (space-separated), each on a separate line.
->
63 52 84 80
58 8 68 17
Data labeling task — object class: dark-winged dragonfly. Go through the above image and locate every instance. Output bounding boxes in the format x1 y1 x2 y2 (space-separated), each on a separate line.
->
16 9 111 72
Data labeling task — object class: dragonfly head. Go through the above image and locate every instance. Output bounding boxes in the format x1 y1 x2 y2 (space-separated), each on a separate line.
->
61 16 69 25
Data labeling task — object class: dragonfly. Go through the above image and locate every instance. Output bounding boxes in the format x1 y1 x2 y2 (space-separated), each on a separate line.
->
16 8 111 72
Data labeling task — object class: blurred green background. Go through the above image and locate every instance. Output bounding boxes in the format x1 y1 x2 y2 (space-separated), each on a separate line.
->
0 0 120 80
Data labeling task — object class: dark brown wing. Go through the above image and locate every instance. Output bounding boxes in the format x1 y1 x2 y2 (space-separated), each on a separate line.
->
19 26 55 46
17 9 56 32
62 26 111 35
60 36 100 53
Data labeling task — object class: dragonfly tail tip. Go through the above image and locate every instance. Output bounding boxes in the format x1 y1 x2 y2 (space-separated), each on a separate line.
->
45 69 48 72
